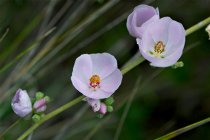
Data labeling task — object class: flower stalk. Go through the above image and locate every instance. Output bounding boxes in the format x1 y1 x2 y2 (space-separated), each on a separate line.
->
17 16 210 140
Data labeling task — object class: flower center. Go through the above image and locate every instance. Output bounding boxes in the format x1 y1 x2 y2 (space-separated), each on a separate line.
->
154 41 165 54
89 75 101 89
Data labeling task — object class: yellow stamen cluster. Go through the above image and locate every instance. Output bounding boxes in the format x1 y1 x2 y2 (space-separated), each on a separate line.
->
89 75 101 89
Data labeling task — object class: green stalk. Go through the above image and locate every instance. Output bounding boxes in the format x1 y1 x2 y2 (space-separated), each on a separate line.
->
155 117 210 140
17 16 210 140
17 96 84 140
186 17 210 36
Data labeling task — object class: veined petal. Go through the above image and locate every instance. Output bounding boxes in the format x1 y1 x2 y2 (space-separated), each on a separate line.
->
126 4 159 38
149 17 172 44
100 69 122 93
90 53 117 79
71 76 89 95
165 20 185 55
72 54 92 84
150 48 183 67
11 89 32 117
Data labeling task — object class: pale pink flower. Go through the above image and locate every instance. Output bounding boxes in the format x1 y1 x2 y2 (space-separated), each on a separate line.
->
71 53 122 99
137 17 185 67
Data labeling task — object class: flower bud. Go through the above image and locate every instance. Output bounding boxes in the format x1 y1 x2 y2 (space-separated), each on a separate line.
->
32 114 41 122
172 61 184 69
33 98 47 113
35 92 44 100
86 98 101 112
11 89 32 117
99 103 107 115
107 106 113 112
206 24 210 40
105 97 114 106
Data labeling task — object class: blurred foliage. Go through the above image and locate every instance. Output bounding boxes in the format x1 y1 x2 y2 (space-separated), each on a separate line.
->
0 0 210 140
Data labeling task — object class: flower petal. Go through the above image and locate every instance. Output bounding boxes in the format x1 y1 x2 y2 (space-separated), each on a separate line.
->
126 4 159 38
71 76 89 94
149 17 172 44
72 54 92 84
150 47 183 67
11 89 32 117
71 76 112 99
100 69 122 93
165 20 185 55
90 53 117 79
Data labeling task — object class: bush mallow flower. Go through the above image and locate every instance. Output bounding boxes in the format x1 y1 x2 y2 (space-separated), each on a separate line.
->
137 17 186 67
71 53 123 99
127 4 159 38
11 89 32 117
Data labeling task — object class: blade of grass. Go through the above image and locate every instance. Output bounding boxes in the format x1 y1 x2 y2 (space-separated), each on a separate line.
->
0 28 9 43
113 78 141 140
155 117 210 140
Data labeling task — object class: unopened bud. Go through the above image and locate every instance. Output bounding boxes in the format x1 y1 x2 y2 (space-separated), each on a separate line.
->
11 89 32 117
172 61 184 69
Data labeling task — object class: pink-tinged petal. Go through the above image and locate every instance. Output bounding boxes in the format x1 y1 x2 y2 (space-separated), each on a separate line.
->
71 76 89 94
137 30 156 52
11 89 32 117
165 21 185 55
127 12 137 37
86 89 113 100
150 48 183 67
139 40 183 67
137 16 161 52
72 54 92 84
86 98 101 112
133 5 159 27
100 69 122 93
99 103 107 115
137 15 160 39
36 105 47 113
71 76 112 99
34 98 47 113
90 53 117 79
126 4 159 38
149 17 172 44
139 46 160 65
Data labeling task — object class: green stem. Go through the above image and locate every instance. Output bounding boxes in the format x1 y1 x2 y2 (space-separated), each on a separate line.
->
155 117 210 140
17 16 210 140
186 17 210 36
121 55 145 75
17 96 84 140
